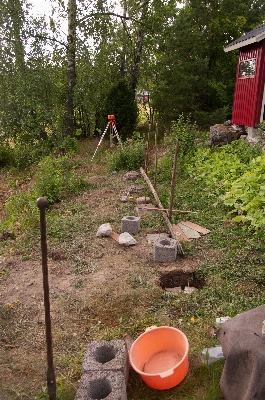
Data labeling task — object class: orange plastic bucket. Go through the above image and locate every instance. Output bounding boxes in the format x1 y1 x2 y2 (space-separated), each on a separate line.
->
129 326 189 390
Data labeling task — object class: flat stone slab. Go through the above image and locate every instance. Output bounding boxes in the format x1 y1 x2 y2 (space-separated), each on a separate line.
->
184 286 198 294
178 223 201 239
146 233 170 244
123 171 140 181
119 232 137 246
135 204 156 217
126 185 146 195
165 287 182 293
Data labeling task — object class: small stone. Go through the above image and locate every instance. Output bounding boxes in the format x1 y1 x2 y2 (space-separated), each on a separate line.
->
96 223 112 237
120 196 129 202
119 232 137 246
184 286 198 293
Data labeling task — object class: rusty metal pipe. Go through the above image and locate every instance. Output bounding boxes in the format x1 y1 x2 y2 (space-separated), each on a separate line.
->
37 197 56 400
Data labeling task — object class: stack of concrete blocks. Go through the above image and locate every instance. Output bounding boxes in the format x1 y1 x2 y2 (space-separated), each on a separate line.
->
75 339 129 400
154 237 178 262
121 216 140 235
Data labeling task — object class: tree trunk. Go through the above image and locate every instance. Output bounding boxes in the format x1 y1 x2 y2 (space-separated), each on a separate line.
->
63 0 77 138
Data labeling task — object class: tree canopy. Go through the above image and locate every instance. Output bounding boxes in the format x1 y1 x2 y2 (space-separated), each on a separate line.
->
1 0 265 166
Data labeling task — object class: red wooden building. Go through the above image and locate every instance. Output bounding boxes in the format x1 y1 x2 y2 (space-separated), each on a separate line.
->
224 24 265 133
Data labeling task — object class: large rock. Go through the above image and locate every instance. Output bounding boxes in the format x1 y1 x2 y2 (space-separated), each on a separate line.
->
209 124 243 146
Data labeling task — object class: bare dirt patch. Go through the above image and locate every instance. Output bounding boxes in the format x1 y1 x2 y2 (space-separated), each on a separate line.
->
0 168 218 399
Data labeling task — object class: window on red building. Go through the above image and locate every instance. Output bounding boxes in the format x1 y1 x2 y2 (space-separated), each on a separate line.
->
239 59 256 77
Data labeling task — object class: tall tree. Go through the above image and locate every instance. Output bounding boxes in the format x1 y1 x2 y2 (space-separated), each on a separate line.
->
63 0 77 138
152 0 265 127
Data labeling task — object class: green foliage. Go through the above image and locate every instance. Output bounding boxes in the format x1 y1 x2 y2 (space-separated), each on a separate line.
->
35 155 85 204
105 134 145 171
0 143 14 167
188 140 264 228
152 0 265 126
103 80 138 137
169 114 198 156
224 153 265 228
1 155 89 235
58 136 79 155
4 191 39 232
11 141 53 170
188 140 262 195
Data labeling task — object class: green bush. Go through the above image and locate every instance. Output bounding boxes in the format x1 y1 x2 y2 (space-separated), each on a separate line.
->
4 191 38 232
0 143 14 168
224 153 265 228
169 114 198 156
105 134 145 171
35 155 85 204
188 140 262 195
103 80 138 137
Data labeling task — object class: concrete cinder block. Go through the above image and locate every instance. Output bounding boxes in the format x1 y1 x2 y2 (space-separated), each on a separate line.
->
154 237 177 262
121 216 140 235
82 340 129 383
75 371 127 400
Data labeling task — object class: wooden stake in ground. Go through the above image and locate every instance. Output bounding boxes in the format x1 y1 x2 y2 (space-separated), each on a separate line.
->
140 167 184 255
168 142 179 221
154 122 158 190
144 122 151 173
37 197 56 400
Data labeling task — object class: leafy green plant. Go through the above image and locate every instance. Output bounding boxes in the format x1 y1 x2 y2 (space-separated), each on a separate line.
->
0 143 14 168
188 140 262 196
169 114 198 156
105 134 145 171
224 153 265 228
4 191 38 232
35 155 85 204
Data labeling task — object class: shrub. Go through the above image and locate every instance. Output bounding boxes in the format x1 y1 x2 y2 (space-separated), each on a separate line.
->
34 155 85 204
188 140 262 195
224 153 265 228
4 191 38 233
103 80 138 137
0 144 14 168
105 134 145 171
168 114 198 156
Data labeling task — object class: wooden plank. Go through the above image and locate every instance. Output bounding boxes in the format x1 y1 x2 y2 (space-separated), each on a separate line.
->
142 207 197 214
179 221 211 235
109 231 120 242
140 167 184 255
178 223 201 239
172 224 192 242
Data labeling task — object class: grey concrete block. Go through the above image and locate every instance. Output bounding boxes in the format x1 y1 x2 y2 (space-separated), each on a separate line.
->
121 216 140 235
82 340 129 383
154 237 177 262
75 371 127 400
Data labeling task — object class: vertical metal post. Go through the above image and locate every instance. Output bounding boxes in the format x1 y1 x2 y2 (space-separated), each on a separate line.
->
37 197 56 400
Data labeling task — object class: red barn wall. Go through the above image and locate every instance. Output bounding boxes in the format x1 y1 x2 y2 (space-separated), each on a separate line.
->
232 41 265 127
